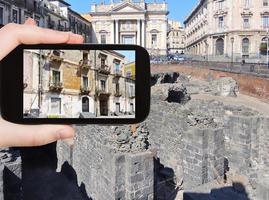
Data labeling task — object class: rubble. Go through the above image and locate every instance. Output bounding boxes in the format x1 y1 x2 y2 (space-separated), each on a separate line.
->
210 77 239 97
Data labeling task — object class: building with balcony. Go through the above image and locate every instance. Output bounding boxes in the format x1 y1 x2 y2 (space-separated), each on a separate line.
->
0 0 92 43
184 0 269 63
23 49 136 118
167 20 185 54
89 0 169 56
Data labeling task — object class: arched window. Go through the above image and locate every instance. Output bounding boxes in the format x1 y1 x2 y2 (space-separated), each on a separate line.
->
215 38 224 55
82 97 89 112
260 37 268 55
242 38 249 56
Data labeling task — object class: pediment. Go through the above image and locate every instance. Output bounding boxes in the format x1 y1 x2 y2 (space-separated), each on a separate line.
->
111 2 145 13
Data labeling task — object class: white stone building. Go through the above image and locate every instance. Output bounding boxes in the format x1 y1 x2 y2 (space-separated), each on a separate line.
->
89 0 169 56
184 0 269 63
167 20 185 54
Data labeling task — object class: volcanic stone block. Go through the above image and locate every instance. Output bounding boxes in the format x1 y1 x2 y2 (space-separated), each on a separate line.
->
182 127 224 189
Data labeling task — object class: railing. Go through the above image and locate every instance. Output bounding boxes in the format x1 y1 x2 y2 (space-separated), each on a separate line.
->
96 89 111 96
49 81 63 92
80 86 90 95
114 69 122 76
48 50 64 61
79 59 91 69
114 91 122 97
98 65 111 75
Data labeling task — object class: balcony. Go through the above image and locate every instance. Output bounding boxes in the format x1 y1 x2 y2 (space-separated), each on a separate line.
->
49 81 63 92
98 65 111 75
114 91 122 97
114 70 122 77
80 86 90 95
79 59 91 70
48 50 64 61
129 93 135 99
96 89 111 97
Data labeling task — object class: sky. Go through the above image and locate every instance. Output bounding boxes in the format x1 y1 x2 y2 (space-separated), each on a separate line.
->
116 50 135 63
66 0 198 25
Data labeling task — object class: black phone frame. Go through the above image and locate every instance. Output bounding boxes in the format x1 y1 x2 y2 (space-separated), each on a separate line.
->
0 44 150 124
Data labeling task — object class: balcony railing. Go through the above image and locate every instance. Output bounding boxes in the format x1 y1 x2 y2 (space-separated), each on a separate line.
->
114 69 122 77
79 59 91 70
96 89 111 96
98 65 111 75
114 91 122 97
129 93 135 99
48 50 64 61
80 86 90 95
49 81 63 92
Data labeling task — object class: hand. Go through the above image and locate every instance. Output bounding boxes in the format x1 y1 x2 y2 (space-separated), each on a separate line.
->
0 19 83 147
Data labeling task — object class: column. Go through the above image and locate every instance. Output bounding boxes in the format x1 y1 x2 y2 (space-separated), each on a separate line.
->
137 19 141 46
141 20 145 47
111 20 115 44
115 20 119 44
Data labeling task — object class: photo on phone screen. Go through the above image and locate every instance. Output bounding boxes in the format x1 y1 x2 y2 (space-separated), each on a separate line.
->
23 49 136 119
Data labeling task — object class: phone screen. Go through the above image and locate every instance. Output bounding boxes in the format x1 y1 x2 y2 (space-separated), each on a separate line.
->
23 49 136 119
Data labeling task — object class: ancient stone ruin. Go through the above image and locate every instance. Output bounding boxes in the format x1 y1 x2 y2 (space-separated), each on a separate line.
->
0 72 268 200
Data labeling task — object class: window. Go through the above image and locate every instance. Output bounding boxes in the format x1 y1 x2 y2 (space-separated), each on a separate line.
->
100 80 106 91
12 9 18 23
122 35 135 44
243 17 250 28
215 38 224 55
129 85 135 97
82 97 89 112
262 16 269 28
101 34 106 44
116 103 120 113
242 38 250 56
0 7 3 25
263 0 268 6
244 0 250 8
52 70 61 84
218 16 224 29
82 76 88 88
130 103 134 112
114 61 120 73
151 34 157 46
50 98 61 114
101 57 106 67
218 0 224 10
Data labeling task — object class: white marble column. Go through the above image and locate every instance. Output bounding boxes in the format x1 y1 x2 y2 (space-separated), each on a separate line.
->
137 19 141 46
111 20 115 44
115 20 119 44
141 20 145 47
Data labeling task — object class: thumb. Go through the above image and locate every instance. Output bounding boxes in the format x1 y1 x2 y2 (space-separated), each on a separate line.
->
0 119 75 147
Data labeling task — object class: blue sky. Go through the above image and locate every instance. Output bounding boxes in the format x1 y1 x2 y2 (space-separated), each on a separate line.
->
116 50 135 63
66 0 198 25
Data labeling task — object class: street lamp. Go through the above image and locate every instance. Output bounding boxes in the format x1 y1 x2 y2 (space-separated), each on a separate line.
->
231 37 234 69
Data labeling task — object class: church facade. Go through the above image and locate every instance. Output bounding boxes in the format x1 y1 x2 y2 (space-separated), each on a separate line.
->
89 0 169 56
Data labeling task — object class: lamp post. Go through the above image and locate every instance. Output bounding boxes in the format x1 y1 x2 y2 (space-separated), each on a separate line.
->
231 37 234 70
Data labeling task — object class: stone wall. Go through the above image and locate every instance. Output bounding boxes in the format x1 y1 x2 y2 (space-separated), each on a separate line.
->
57 125 154 200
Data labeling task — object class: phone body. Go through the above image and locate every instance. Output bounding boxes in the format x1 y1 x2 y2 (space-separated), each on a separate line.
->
0 44 150 124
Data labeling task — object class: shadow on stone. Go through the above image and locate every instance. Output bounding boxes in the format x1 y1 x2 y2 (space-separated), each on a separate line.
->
154 157 179 200
21 143 92 200
183 183 250 200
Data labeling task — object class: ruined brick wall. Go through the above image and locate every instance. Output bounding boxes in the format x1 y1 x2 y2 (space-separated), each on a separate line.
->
57 125 154 200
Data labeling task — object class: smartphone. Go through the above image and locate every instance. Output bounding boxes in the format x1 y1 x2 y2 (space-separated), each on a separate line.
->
0 44 150 124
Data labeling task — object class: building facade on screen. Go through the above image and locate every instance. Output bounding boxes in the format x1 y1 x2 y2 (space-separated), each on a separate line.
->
184 0 269 63
23 49 136 118
89 0 169 56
